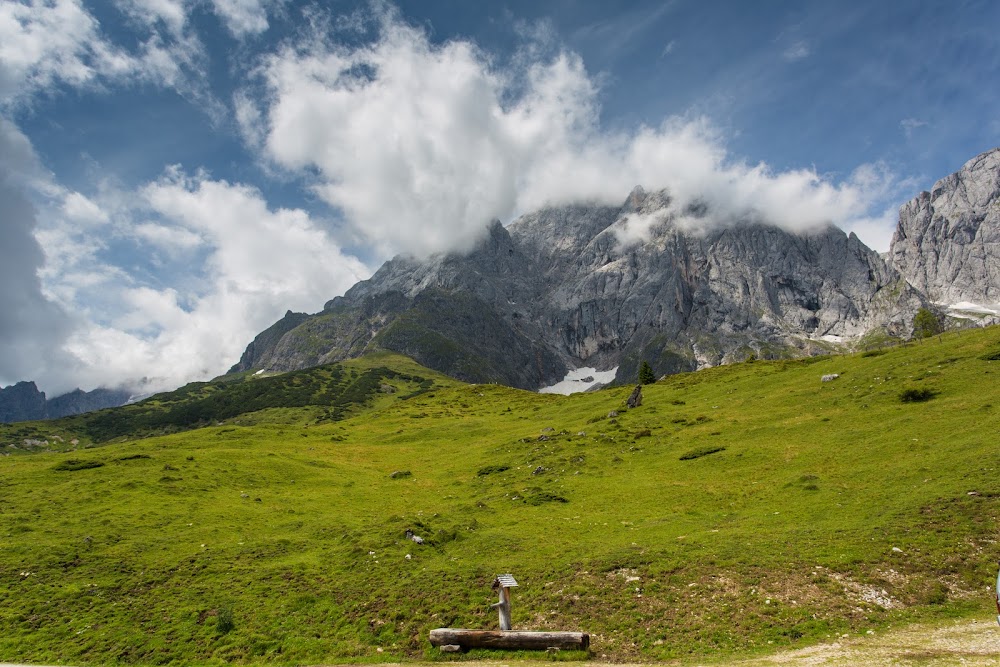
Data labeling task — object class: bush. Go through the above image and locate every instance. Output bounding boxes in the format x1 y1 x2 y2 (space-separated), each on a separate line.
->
900 387 936 403
912 307 943 340
216 606 234 634
638 361 656 385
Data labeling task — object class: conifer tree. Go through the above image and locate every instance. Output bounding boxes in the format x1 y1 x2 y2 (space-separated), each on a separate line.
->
638 360 656 385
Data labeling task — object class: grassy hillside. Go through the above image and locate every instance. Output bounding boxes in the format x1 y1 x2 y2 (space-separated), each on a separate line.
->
2 329 1000 665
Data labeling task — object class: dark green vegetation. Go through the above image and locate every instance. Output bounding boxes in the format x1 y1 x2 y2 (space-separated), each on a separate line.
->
638 361 656 386
913 307 944 340
2 329 1000 665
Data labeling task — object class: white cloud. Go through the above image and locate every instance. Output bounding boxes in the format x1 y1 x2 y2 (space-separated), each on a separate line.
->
0 0 134 104
0 119 78 392
62 192 110 225
134 221 204 250
248 12 895 258
39 171 370 393
210 0 271 37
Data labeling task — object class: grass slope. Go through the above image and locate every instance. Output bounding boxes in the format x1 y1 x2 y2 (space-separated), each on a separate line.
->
2 330 1000 665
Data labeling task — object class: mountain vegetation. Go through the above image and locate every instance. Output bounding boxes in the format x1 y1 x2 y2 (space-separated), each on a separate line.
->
2 326 999 665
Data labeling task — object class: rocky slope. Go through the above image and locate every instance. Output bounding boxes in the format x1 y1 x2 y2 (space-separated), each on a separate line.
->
889 147 1000 308
233 186 925 389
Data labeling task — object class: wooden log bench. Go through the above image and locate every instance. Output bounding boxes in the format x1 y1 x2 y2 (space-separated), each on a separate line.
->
429 628 590 651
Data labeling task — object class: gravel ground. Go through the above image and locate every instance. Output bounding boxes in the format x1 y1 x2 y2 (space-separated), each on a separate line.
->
722 618 999 666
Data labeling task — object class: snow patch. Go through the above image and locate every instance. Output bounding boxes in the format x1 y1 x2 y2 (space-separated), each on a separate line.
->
820 334 846 344
539 367 618 395
255 369 265 375
945 301 1000 316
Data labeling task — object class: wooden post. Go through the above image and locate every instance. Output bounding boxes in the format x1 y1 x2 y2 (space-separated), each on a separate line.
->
490 575 516 630
490 585 512 630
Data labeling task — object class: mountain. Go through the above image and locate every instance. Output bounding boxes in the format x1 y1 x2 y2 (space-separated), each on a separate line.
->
233 186 927 389
0 381 132 424
889 147 1000 312
0 381 47 423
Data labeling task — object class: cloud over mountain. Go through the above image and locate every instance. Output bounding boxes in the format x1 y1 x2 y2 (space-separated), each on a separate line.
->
242 6 897 258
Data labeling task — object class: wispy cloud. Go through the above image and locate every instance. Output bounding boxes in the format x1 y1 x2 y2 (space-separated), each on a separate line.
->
782 40 811 61
900 117 928 139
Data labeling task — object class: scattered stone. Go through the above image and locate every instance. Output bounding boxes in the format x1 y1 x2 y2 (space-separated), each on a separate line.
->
627 385 643 408
440 644 462 653
541 427 554 432
405 529 425 544
537 435 549 441
607 410 618 418
822 374 840 382
390 470 412 479
532 466 547 475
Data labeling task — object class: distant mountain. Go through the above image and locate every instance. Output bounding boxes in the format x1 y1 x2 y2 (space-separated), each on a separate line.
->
0 381 132 424
233 184 931 388
889 147 1000 312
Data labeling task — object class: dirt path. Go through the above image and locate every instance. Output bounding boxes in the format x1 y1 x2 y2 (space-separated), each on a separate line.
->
424 618 1000 666
721 618 999 666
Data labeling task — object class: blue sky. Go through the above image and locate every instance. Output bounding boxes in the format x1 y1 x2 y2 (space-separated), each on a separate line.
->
1 0 998 395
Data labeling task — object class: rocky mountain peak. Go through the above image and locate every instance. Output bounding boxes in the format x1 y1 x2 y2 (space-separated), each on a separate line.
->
889 146 1000 307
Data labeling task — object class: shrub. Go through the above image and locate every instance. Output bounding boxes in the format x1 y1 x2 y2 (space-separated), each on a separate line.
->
216 606 234 634
638 361 656 385
912 307 943 340
900 387 936 403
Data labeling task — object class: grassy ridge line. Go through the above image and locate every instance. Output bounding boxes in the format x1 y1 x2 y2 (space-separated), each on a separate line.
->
0 352 456 449
1 329 999 665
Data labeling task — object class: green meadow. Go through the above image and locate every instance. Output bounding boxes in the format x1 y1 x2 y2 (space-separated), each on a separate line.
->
2 328 1000 665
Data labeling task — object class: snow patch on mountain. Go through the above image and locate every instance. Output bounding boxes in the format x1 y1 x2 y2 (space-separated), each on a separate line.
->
539 367 619 395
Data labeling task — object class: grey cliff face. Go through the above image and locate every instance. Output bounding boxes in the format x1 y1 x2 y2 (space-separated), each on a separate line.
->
889 147 1000 305
0 382 131 423
235 184 926 389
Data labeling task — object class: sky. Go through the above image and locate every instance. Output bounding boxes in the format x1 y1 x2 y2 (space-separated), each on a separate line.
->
1 0 999 396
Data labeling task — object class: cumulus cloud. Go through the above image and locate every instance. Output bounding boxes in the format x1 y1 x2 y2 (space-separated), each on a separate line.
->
0 120 78 392
246 8 896 259
0 0 134 104
0 0 224 111
39 170 369 393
